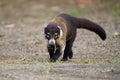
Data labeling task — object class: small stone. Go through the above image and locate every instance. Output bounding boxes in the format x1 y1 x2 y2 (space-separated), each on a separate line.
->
5 24 15 28
114 32 120 36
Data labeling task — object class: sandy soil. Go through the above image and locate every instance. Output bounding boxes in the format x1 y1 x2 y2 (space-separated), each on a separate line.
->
0 0 120 80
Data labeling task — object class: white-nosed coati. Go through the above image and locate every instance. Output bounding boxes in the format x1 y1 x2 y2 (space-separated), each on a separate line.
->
44 13 106 62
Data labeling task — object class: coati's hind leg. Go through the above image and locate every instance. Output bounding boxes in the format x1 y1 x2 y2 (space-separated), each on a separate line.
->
62 41 74 61
68 48 73 59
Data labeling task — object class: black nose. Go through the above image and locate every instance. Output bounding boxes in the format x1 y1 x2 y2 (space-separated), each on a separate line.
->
49 42 55 45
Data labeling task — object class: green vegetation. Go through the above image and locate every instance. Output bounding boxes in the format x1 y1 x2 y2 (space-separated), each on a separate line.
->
80 58 120 64
68 9 80 15
55 60 63 64
112 58 120 64
19 56 40 65
0 56 40 65
113 49 119 53
80 59 106 64
115 7 120 16
0 20 6 25
42 60 63 75
43 63 52 75
113 3 120 16
20 16 34 22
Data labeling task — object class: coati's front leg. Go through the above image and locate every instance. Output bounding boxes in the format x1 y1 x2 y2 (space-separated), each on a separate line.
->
51 41 65 62
50 45 61 62
47 45 55 59
47 45 60 62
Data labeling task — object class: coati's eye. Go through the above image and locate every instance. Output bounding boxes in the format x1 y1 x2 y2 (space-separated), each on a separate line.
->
54 35 58 39
46 35 50 39
54 33 59 39
45 33 51 39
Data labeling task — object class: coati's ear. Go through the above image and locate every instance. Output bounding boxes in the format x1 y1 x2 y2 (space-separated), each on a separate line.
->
44 27 47 34
57 26 63 36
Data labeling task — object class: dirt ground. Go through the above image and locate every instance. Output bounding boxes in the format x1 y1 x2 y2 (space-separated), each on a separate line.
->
0 0 120 80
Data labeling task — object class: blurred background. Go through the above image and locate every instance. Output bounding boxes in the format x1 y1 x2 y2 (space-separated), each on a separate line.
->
0 0 120 64
0 0 120 23
0 0 120 80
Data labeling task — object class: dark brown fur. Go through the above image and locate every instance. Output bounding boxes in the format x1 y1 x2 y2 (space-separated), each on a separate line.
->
44 13 106 62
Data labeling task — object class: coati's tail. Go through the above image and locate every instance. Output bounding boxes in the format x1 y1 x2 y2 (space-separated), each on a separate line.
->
75 18 106 40
58 13 106 40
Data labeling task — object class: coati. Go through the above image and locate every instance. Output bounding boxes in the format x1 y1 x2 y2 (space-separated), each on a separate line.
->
44 13 106 62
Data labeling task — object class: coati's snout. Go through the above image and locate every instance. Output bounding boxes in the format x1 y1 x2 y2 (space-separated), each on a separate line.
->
48 38 55 45
44 23 61 45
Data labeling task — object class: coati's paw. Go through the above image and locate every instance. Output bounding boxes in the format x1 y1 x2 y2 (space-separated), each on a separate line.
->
50 57 57 62
50 59 56 62
69 52 73 59
69 54 73 59
61 58 68 61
